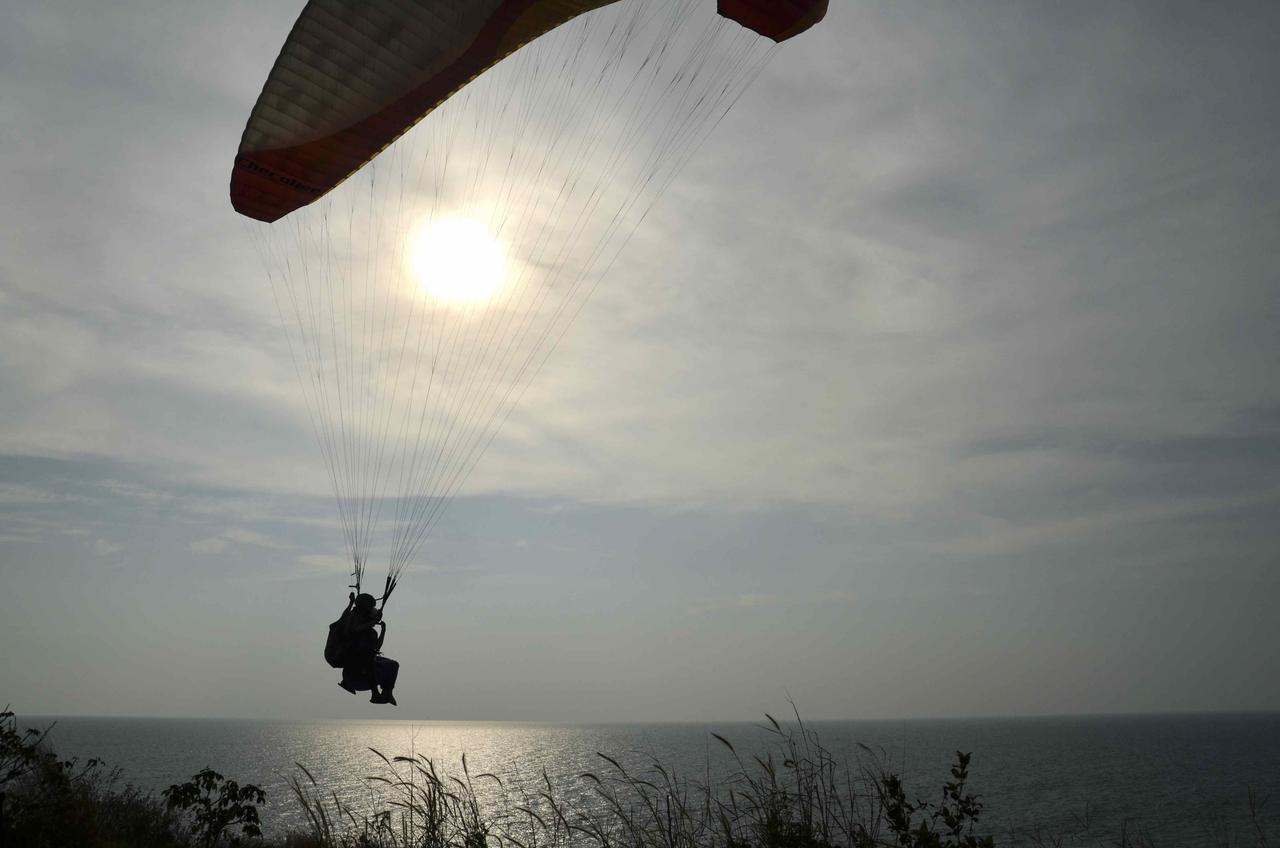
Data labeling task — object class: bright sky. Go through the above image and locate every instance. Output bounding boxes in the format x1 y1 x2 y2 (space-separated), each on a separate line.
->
2 1 1278 722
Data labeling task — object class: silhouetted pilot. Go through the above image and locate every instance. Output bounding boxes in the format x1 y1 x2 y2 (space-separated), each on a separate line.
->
337 593 399 706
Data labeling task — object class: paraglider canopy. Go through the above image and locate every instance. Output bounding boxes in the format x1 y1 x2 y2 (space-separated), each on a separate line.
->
718 0 829 41
230 0 828 223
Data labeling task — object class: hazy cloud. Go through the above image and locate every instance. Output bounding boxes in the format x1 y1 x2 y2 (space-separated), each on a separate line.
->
91 539 124 557
189 537 229 555
2 0 1278 720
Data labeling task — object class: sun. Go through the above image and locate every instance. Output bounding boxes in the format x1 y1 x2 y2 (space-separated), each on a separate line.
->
408 218 507 305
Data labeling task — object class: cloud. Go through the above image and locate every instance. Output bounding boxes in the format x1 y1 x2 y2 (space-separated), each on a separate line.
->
690 593 779 615
0 483 60 505
189 527 297 555
91 539 123 557
296 553 351 574
189 537 229 555
222 528 294 550
4 0 1280 720
3 0 1278 529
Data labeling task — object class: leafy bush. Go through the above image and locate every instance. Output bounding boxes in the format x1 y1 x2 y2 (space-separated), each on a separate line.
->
164 767 267 847
877 751 992 848
1 706 185 847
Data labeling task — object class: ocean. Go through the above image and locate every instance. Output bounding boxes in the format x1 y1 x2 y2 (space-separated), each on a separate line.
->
22 713 1280 846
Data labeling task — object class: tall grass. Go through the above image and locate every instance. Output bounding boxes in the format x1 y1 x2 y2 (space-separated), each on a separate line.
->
273 711 1270 848
283 711 898 848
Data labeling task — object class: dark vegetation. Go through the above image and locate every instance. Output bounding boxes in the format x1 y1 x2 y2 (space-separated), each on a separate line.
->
1 707 1270 848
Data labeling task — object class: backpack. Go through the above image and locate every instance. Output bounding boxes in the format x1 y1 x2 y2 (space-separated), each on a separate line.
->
324 611 352 668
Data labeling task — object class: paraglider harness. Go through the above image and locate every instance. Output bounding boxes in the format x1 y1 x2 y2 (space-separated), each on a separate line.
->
324 613 353 669
324 560 398 669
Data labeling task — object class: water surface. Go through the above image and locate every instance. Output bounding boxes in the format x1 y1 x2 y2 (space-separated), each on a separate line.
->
28 713 1280 845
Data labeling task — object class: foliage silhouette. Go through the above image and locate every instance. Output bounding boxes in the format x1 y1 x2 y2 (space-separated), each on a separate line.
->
2 706 184 847
164 767 267 847
877 751 993 848
0 707 1273 847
